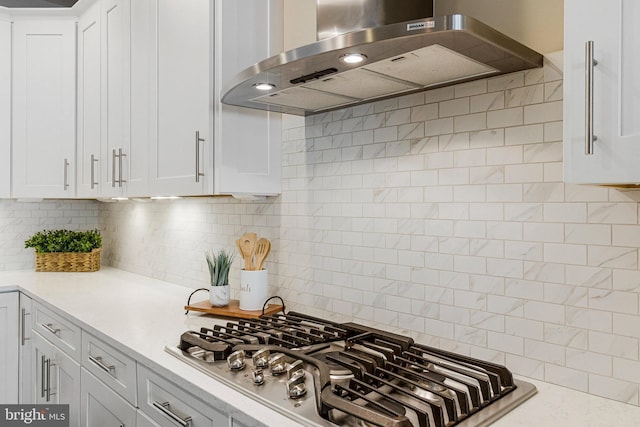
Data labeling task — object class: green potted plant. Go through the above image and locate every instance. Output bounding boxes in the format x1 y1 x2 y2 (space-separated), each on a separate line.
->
205 249 235 306
24 229 102 272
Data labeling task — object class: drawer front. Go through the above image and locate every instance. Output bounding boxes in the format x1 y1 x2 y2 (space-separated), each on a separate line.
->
82 331 137 405
33 301 81 361
137 364 226 427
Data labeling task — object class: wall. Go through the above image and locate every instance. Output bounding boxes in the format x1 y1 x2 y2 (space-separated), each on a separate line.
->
281 0 564 54
99 63 640 406
0 199 99 270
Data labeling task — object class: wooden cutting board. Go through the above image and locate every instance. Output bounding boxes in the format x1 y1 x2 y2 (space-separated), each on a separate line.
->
184 299 283 319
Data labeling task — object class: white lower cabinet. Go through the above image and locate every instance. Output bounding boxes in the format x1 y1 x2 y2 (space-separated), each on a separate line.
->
19 293 33 404
32 331 81 427
80 368 136 427
17 296 260 427
0 292 19 404
137 364 227 427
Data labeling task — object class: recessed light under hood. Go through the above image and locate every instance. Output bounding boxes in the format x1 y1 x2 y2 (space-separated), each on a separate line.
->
221 1 543 117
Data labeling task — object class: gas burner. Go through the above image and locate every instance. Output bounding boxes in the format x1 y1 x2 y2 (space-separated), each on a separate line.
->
167 312 537 427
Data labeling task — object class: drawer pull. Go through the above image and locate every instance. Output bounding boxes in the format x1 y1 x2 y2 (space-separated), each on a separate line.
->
89 355 116 375
42 323 60 336
152 401 192 427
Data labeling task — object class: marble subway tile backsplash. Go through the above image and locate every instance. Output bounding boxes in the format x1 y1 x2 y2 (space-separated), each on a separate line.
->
65 63 640 406
0 199 99 270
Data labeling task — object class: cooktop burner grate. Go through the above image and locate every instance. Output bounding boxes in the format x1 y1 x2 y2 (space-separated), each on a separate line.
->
168 312 536 427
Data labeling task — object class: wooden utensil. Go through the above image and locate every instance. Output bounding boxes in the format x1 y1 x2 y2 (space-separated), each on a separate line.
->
235 238 244 263
254 238 271 270
239 233 257 270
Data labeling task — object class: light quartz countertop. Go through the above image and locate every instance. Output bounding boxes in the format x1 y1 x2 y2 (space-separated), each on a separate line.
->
2 267 640 427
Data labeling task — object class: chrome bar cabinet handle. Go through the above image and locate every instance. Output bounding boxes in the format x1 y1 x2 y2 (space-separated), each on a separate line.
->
40 323 60 335
41 322 60 336
90 154 98 189
585 40 598 155
63 159 69 190
21 308 30 346
40 355 46 398
45 358 55 402
195 131 204 183
118 148 126 187
152 401 192 427
89 355 116 375
45 358 50 401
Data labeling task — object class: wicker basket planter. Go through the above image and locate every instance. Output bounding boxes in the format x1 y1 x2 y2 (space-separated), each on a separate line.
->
34 248 101 272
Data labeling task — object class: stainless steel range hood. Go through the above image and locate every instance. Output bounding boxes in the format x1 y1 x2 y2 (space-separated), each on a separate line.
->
221 0 543 117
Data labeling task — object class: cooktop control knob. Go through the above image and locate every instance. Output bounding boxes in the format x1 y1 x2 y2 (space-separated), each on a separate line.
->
287 359 305 380
227 350 246 371
251 369 265 385
286 372 307 399
268 353 287 375
252 348 270 369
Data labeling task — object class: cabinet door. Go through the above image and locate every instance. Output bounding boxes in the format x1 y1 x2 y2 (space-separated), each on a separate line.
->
0 292 19 404
128 0 152 197
32 332 81 427
80 368 136 427
77 0 133 198
19 293 33 404
12 19 76 198
0 16 10 198
77 2 102 198
213 0 282 196
564 0 640 184
149 0 210 196
101 0 131 198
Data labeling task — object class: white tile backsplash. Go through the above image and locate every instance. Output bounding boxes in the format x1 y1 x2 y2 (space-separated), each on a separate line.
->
0 199 99 270
54 65 636 406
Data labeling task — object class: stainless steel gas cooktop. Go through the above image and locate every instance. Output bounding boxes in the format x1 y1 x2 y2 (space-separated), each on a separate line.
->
166 312 536 427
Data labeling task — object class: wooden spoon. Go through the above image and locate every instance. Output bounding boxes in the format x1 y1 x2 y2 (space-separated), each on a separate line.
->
254 238 271 270
239 233 257 270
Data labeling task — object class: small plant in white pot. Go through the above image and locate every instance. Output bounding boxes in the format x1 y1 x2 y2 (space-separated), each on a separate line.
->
206 249 234 306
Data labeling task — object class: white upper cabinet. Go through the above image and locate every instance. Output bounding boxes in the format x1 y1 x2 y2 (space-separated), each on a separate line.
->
0 14 10 198
213 0 283 196
12 19 76 198
77 0 144 198
147 0 210 196
147 0 283 197
5 0 282 199
564 0 640 185
77 2 102 198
